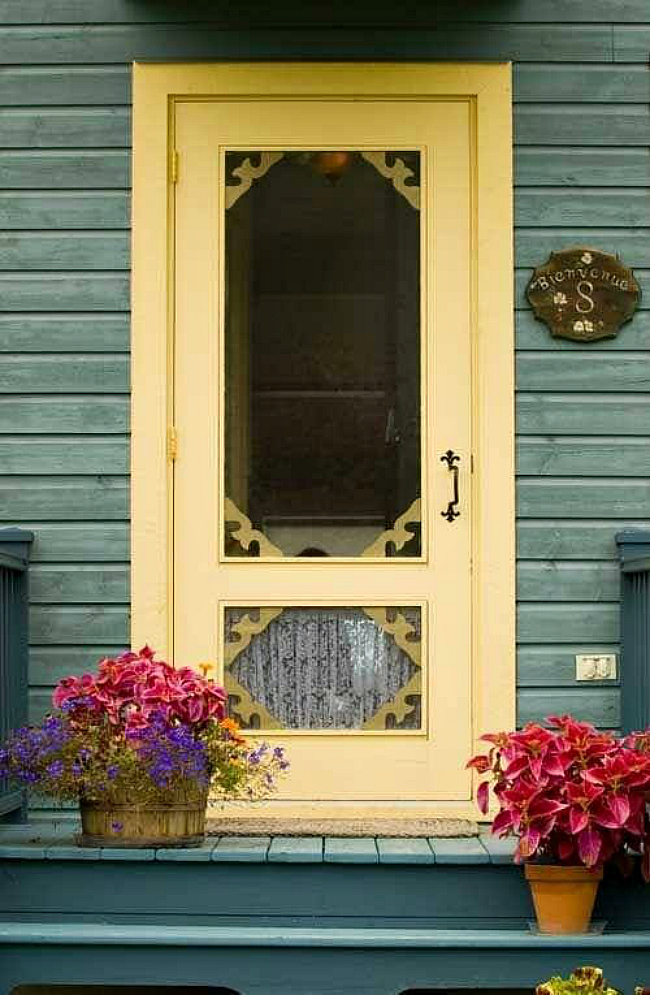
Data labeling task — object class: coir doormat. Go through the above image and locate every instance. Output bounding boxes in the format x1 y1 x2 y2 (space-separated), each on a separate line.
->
206 817 478 837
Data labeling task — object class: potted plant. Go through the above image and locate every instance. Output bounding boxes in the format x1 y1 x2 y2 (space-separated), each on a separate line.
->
0 646 289 847
536 966 620 995
467 715 650 933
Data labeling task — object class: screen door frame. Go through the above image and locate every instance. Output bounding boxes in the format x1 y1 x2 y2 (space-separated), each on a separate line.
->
131 62 515 814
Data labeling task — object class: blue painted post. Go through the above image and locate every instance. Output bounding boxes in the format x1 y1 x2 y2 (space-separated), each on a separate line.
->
0 528 34 823
616 529 650 735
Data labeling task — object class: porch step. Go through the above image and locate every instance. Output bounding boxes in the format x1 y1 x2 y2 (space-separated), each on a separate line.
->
1 922 650 949
1 922 649 995
2 828 649 994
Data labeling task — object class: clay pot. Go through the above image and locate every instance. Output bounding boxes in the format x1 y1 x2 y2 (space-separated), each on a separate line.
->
79 791 208 848
525 863 603 933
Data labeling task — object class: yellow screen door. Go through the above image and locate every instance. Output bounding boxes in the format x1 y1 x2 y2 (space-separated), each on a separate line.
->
173 73 473 812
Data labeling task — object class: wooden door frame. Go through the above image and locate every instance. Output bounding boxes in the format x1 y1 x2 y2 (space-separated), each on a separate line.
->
131 62 516 768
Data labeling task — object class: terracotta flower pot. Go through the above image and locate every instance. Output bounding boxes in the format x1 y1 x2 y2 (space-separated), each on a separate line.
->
524 864 603 933
79 791 208 848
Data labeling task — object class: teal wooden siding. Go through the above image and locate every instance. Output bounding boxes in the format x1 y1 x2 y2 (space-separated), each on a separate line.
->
0 0 648 758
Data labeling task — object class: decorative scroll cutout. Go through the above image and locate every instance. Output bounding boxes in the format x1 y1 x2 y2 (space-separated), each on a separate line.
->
361 607 421 669
361 607 421 730
224 607 285 728
361 498 421 558
361 152 420 211
224 153 284 210
363 672 422 731
224 497 284 558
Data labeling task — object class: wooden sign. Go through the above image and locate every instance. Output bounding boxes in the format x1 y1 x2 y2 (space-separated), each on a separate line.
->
526 248 640 342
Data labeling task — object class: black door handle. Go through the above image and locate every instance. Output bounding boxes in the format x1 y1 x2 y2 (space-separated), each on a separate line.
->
441 450 460 522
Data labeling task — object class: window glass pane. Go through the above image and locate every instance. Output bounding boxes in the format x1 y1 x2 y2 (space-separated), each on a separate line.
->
224 151 422 558
224 605 422 730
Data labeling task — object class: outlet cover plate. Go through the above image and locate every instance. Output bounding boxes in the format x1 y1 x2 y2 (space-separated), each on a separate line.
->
576 654 617 681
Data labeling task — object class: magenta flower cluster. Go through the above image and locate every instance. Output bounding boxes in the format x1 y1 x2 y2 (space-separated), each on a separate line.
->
53 645 226 734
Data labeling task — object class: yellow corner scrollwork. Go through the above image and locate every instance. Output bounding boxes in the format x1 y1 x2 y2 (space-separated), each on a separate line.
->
224 606 285 728
224 152 284 210
361 606 422 730
361 498 421 558
360 152 420 211
224 497 284 558
362 672 422 731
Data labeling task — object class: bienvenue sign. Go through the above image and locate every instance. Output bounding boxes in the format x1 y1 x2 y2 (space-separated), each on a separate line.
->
526 248 640 342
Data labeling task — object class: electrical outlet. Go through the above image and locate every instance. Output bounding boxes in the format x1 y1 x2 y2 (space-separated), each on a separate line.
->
575 654 617 681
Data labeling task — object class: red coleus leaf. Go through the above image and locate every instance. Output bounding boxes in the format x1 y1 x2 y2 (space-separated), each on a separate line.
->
491 808 514 836
531 816 559 841
565 778 603 805
542 751 569 777
528 797 567 819
516 828 541 861
592 798 631 831
480 731 510 747
568 807 589 835
476 780 490 815
577 826 602 867
466 754 490 773
502 755 530 779
606 792 630 827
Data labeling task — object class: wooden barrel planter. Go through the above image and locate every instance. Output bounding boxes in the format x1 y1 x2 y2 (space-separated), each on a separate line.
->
79 792 208 848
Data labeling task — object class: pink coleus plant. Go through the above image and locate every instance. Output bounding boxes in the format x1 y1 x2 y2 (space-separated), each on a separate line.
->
53 646 226 734
467 715 650 878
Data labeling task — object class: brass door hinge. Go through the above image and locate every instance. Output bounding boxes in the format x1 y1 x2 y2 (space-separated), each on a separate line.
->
167 426 178 462
169 149 179 184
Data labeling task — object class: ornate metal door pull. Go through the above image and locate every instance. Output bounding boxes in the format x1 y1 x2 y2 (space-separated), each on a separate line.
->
440 450 460 522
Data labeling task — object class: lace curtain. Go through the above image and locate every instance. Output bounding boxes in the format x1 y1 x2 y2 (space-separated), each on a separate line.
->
228 607 420 729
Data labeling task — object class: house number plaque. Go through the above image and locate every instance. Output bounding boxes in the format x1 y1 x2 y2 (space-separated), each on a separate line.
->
526 248 640 342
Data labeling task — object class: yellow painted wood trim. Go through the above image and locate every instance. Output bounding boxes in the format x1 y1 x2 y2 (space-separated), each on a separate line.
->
131 65 175 657
472 67 516 756
210 800 482 819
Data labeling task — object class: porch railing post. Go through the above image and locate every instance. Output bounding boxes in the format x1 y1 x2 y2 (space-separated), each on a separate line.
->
616 528 650 735
0 528 34 823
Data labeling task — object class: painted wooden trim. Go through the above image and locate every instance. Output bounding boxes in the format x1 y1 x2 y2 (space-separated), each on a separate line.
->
616 528 650 733
131 63 515 809
472 66 516 757
131 63 173 653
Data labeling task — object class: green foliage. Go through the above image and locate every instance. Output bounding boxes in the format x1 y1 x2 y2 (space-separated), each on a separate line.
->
536 967 620 995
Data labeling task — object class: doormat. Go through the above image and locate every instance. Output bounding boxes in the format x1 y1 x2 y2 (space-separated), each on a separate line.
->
206 817 478 837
